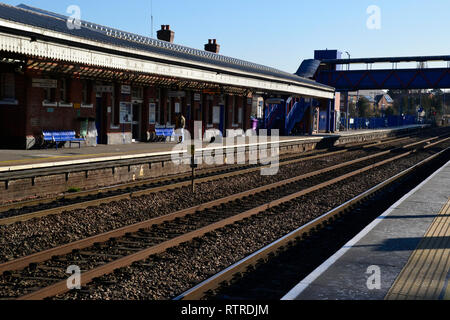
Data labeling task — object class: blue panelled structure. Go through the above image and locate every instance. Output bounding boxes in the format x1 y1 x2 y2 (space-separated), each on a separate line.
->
313 51 450 91
264 98 286 135
285 98 310 135
315 68 450 91
263 97 326 136
298 50 450 131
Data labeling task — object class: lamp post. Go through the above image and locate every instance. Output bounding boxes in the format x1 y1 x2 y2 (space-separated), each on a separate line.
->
345 51 351 71
344 51 351 131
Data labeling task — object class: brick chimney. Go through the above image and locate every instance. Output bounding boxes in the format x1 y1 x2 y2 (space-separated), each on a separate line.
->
205 39 220 54
157 25 175 43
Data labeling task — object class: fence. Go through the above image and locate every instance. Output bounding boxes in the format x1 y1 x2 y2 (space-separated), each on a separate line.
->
341 115 417 130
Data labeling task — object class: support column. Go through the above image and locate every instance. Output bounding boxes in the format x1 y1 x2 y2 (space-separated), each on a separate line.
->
327 99 332 133
345 91 349 131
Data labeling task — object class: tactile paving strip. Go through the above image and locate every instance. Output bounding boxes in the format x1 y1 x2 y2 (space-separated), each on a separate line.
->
386 199 450 300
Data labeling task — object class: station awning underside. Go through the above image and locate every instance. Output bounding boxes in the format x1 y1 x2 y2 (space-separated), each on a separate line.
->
0 8 334 99
16 57 249 96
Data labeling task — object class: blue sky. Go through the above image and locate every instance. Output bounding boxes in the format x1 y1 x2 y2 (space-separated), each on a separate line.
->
2 0 450 73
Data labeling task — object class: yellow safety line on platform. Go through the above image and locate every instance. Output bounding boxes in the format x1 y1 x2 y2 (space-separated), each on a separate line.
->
386 199 450 300
0 153 126 166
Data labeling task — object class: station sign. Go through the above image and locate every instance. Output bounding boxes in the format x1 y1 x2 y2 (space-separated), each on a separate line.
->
121 85 131 95
168 91 186 98
203 88 221 95
96 85 113 93
32 79 57 88
119 102 132 124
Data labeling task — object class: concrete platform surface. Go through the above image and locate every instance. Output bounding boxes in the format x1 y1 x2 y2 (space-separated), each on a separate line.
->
283 160 450 300
0 135 321 171
0 125 426 172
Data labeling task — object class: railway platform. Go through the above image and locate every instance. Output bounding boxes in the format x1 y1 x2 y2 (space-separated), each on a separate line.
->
283 159 450 300
0 125 427 172
0 124 432 205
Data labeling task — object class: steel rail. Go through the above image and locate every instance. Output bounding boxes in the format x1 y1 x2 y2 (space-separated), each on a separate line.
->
0 133 433 225
0 149 347 226
2 135 447 275
174 146 450 300
0 148 396 275
0 136 382 214
363 136 411 148
13 141 441 300
403 136 441 149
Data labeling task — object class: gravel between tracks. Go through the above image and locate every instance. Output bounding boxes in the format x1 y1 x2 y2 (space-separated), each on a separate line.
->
56 145 450 300
0 149 376 263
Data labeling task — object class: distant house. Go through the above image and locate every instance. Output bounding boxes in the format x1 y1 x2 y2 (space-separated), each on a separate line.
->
363 95 376 105
340 91 394 116
375 94 394 112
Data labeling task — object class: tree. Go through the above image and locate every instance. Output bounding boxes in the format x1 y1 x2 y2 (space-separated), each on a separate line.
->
357 97 372 118
385 106 397 117
348 101 357 118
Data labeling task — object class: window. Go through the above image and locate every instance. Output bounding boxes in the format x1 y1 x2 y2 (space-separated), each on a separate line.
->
208 99 213 124
132 87 143 101
111 84 120 128
156 103 160 125
213 106 221 124
167 100 172 125
0 73 16 103
149 102 160 125
232 96 239 124
235 97 240 124
238 107 243 124
44 86 57 104
59 79 67 103
82 80 93 105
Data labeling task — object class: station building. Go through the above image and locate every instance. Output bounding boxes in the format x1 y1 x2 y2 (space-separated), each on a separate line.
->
0 4 336 149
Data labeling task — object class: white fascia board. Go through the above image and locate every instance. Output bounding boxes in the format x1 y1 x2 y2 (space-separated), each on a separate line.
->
0 19 335 99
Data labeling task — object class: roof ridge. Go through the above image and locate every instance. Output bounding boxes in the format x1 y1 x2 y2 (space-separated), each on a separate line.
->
11 3 307 80
15 3 289 76
15 3 67 22
0 3 331 89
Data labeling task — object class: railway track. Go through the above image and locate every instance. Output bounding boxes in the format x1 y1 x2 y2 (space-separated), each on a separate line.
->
0 130 445 226
0 134 448 300
175 145 450 301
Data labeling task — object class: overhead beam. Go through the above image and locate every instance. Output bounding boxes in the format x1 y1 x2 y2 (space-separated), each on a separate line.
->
322 55 450 65
316 68 450 91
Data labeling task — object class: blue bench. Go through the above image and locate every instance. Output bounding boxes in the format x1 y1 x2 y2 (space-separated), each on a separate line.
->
43 131 85 150
155 128 175 142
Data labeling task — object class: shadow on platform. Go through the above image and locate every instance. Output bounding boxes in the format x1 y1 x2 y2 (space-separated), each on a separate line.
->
353 236 450 252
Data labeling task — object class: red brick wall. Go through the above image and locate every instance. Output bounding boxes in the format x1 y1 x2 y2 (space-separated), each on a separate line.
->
1 66 256 147
24 74 96 140
0 66 26 147
110 83 132 133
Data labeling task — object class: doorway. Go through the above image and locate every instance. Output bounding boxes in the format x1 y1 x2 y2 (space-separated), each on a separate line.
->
96 97 103 144
132 103 142 141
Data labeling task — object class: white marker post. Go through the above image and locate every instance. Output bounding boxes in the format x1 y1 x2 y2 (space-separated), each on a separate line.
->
190 144 197 193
